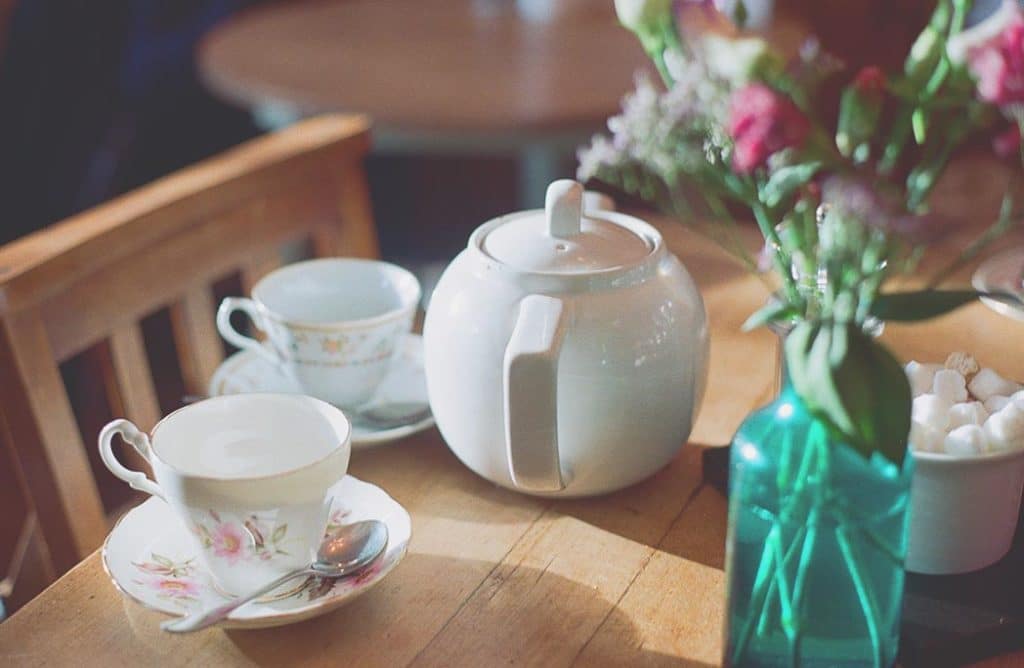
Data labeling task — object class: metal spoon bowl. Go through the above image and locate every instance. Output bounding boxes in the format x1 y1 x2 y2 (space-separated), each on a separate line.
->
161 519 389 633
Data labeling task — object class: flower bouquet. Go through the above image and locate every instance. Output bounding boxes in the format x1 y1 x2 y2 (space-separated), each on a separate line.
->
580 1 1024 665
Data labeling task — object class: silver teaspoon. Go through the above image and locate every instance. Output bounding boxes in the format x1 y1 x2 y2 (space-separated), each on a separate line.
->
348 402 432 431
161 519 388 633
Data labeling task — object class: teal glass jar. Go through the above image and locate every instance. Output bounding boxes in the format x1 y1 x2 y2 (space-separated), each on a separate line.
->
724 373 913 668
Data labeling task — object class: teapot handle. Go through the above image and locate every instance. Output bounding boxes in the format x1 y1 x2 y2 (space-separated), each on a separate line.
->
503 294 568 493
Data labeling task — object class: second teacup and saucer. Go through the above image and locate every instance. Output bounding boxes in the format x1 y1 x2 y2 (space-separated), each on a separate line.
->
210 334 432 447
213 258 433 447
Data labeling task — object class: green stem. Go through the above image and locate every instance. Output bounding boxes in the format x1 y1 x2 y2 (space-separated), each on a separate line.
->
908 0 969 144
769 530 797 641
789 510 819 668
752 201 802 306
831 495 907 566
731 526 780 665
837 527 884 668
777 428 794 490
639 32 673 87
755 523 808 637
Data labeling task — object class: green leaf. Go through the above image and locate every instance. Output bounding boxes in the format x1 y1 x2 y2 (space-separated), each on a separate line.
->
741 299 799 332
869 289 1009 321
272 524 287 543
759 162 822 208
785 321 911 468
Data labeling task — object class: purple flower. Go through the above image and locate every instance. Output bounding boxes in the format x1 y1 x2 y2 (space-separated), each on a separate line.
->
727 84 809 173
821 175 953 243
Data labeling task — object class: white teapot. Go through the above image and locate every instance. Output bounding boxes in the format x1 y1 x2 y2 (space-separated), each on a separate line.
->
424 180 709 497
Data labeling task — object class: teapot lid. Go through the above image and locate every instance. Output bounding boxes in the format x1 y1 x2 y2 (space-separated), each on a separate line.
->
480 180 652 274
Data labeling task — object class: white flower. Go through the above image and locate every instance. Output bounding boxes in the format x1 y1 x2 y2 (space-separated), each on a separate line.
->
577 135 623 182
697 34 771 85
614 0 672 35
947 0 1023 64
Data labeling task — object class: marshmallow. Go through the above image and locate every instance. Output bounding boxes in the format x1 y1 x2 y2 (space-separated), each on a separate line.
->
968 368 1020 401
984 402 1024 451
910 420 946 453
913 394 952 432
949 401 989 429
945 352 980 379
944 424 989 456
933 369 968 404
906 361 942 397
985 395 1012 414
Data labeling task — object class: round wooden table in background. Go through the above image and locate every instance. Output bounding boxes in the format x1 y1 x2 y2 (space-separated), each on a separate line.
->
198 0 649 206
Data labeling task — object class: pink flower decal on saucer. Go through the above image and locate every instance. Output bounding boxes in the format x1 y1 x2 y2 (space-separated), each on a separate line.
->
132 553 200 608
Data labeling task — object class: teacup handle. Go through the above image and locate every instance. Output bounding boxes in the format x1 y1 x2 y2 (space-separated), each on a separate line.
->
216 297 280 366
98 419 165 500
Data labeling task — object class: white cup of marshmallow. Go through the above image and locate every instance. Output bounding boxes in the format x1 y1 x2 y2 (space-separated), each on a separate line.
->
908 352 1024 456
905 351 1024 575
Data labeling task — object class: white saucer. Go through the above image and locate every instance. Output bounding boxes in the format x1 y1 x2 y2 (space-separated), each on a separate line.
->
102 476 410 629
209 334 433 448
972 247 1024 321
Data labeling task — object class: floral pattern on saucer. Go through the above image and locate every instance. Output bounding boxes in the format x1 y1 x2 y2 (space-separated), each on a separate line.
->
103 476 411 629
132 554 201 609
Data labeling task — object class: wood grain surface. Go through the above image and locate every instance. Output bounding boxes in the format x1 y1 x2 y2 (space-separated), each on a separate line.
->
198 0 648 135
1 153 1022 666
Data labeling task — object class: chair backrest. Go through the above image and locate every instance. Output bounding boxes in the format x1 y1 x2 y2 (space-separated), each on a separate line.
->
0 115 378 591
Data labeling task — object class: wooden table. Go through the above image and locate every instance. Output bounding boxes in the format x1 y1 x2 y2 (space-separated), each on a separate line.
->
3 160 1024 666
197 0 648 206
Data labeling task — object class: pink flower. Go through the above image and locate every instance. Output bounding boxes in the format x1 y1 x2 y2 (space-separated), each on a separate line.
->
211 523 247 564
150 577 200 599
964 4 1024 105
994 124 1022 157
727 84 810 173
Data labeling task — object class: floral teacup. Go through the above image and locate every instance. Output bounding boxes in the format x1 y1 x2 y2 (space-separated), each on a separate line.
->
216 258 420 409
99 393 351 595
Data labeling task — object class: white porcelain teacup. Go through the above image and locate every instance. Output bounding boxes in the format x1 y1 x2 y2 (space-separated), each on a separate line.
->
217 258 421 409
99 393 352 595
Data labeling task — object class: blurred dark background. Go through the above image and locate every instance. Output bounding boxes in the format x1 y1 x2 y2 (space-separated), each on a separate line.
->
0 0 940 255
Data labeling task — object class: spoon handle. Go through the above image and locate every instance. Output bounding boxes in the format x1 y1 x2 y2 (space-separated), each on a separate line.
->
161 567 315 633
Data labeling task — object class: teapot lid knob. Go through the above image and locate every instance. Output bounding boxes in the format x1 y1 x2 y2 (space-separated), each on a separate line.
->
545 180 583 239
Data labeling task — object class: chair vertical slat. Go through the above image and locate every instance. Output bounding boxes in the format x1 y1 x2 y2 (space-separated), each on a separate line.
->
170 288 223 397
314 160 380 259
241 249 283 295
0 314 107 570
105 324 162 433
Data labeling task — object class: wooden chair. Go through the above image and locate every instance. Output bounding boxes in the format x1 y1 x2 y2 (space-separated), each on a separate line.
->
0 115 379 598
